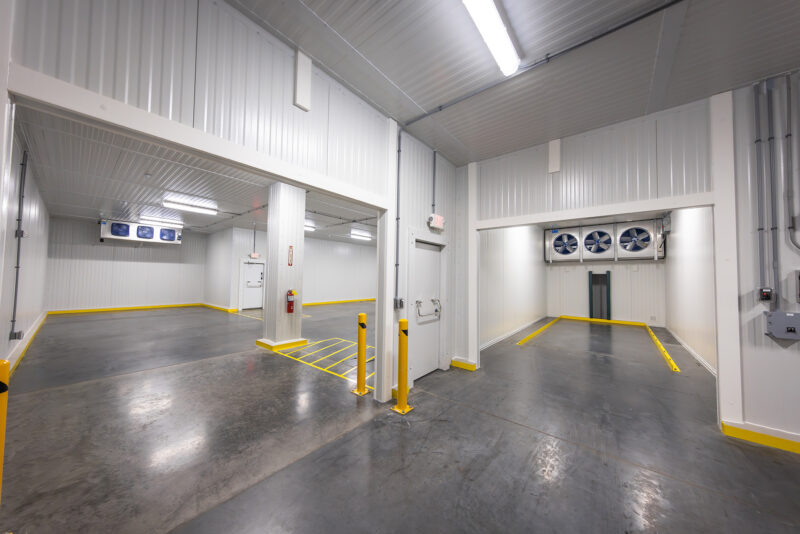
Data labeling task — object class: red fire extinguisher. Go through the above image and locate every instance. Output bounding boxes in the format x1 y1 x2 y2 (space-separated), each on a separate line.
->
287 290 296 313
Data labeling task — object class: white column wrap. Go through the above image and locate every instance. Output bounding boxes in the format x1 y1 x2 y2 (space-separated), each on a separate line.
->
262 182 306 345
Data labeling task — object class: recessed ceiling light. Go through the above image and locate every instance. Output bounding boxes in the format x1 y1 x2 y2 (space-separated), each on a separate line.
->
463 0 520 76
140 215 184 228
162 200 217 215
350 229 372 241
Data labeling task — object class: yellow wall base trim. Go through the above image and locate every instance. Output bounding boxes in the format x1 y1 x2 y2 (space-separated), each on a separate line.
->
559 315 646 327
256 338 308 351
721 422 800 455
48 303 206 315
450 359 477 371
47 303 239 315
303 298 376 307
201 304 237 313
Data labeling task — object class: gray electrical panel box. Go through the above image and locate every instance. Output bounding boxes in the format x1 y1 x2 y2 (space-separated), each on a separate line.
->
765 311 800 341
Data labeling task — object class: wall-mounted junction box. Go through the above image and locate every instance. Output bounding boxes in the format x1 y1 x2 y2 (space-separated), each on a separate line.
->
765 311 800 341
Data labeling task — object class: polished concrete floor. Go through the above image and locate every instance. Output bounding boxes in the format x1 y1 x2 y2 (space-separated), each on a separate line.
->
4 310 800 532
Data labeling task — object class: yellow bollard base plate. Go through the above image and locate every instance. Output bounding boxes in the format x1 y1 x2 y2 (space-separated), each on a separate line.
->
391 405 414 415
351 388 369 397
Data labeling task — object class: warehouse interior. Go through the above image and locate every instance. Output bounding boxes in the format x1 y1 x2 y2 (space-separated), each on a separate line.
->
0 0 799 531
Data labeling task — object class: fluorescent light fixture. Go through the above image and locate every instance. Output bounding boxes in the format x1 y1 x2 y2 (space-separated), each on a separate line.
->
162 200 217 215
139 215 183 228
462 0 520 76
304 219 316 232
350 229 372 241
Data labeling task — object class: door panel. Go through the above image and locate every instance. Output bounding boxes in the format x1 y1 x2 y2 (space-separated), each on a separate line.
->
242 263 264 309
408 241 441 381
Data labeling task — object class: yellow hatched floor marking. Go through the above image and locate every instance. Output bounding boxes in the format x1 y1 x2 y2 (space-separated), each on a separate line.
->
310 342 356 365
343 355 375 375
325 351 359 370
266 338 376 391
284 339 328 355
297 340 346 360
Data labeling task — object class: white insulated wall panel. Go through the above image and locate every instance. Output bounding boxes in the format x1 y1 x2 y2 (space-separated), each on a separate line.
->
546 262 666 326
204 228 233 309
12 0 197 125
230 227 267 309
665 206 717 371
194 0 389 198
476 99 711 220
396 133 459 361
303 237 376 303
733 80 800 435
0 141 49 361
479 226 545 347
46 217 206 311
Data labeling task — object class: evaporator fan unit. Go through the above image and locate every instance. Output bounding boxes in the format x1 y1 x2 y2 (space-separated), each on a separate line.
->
546 227 581 262
617 222 661 259
581 226 615 260
554 234 578 254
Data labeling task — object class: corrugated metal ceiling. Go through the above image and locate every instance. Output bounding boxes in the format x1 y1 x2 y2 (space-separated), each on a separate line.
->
14 105 376 237
231 0 800 166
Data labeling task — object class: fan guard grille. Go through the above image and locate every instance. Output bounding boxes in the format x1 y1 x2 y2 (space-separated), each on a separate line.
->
619 227 651 252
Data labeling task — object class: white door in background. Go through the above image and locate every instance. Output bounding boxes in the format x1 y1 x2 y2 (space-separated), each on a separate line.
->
242 262 264 309
408 241 442 381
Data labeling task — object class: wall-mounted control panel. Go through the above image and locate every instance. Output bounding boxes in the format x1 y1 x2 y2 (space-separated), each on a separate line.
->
765 311 800 341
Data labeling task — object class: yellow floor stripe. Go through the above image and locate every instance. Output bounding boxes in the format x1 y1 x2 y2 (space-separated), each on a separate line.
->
518 315 681 373
310 342 356 365
517 318 561 346
645 325 681 373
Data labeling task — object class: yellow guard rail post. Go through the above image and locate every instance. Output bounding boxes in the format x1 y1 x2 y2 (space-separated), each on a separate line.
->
392 319 413 415
351 313 369 397
0 359 9 504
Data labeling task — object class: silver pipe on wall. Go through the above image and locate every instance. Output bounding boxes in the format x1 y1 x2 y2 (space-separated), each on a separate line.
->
394 129 403 309
431 150 437 213
766 82 782 306
785 74 800 253
754 84 767 290
9 151 29 341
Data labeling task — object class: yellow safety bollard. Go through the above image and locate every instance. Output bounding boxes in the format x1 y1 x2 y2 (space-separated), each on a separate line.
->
391 319 413 415
351 313 369 397
0 359 9 505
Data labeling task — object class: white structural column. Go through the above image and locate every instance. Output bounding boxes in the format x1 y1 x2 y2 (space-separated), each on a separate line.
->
466 163 480 367
710 91 744 425
374 120 399 402
260 182 307 349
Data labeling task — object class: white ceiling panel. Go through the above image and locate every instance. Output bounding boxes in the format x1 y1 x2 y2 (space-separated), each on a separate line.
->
228 0 800 166
662 0 800 109
14 105 375 241
411 13 662 162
